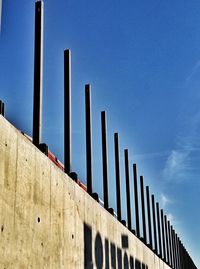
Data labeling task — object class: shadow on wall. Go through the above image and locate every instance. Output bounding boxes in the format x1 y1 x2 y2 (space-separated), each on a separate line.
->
84 222 148 269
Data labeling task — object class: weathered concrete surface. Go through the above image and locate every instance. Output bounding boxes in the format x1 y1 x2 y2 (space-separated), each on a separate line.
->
0 115 171 269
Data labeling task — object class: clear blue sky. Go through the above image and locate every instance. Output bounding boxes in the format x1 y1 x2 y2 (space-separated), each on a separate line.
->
0 0 199 266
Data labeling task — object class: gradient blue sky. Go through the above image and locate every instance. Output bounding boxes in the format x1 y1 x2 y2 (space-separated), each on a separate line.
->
0 0 200 266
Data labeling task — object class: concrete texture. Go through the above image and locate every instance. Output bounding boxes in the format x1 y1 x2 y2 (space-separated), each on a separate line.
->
0 115 171 269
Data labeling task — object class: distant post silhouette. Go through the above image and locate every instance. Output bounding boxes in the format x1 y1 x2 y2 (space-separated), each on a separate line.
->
146 186 153 248
85 84 93 195
152 195 158 254
64 49 72 174
124 149 132 230
133 164 140 237
101 111 109 210
140 176 147 243
33 1 44 147
114 133 122 221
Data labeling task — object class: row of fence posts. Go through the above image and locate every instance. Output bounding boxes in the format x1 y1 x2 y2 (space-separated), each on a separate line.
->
0 1 197 269
0 97 198 269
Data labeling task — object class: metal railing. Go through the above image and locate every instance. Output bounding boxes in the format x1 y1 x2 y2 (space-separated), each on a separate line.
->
0 1 198 269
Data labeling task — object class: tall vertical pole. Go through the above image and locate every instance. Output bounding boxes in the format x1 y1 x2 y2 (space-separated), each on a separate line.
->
124 149 132 230
64 49 71 174
0 100 4 116
151 194 158 254
172 227 177 269
146 186 153 248
114 133 122 221
176 235 181 269
101 111 109 210
184 246 187 269
156 202 162 258
180 241 184 269
183 247 186 269
133 164 140 238
187 250 190 269
165 215 171 266
168 221 174 268
85 84 93 195
175 232 180 269
33 1 44 147
140 176 147 243
176 232 180 269
161 209 166 262
180 243 183 269
183 245 186 269
171 226 178 269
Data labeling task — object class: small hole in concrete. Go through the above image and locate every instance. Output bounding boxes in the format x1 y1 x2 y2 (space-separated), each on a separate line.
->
41 242 43 247
72 234 74 239
37 217 40 223
1 225 4 232
25 159 27 162
5 143 7 147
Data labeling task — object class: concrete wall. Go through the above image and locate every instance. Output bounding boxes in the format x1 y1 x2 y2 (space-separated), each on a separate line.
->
0 116 171 269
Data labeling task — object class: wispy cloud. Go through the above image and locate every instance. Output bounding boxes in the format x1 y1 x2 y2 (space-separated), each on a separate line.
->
162 111 200 182
166 213 181 227
163 149 191 182
186 59 200 83
134 150 170 160
160 196 180 226
167 213 174 222
160 193 172 208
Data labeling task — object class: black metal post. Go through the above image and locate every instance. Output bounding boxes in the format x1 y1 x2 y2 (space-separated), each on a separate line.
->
174 231 180 269
114 133 122 221
161 209 166 262
140 176 147 243
151 194 158 254
133 164 140 238
64 49 71 174
85 84 93 195
186 251 190 269
184 246 187 269
33 0 44 147
178 237 184 269
171 227 177 269
146 186 153 248
176 234 182 269
172 227 179 269
165 215 170 266
182 243 186 269
101 111 109 210
176 235 181 269
183 244 186 269
168 221 174 268
0 100 4 116
184 247 187 269
178 237 183 269
182 245 185 269
156 202 162 258
184 249 188 269
124 149 132 230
